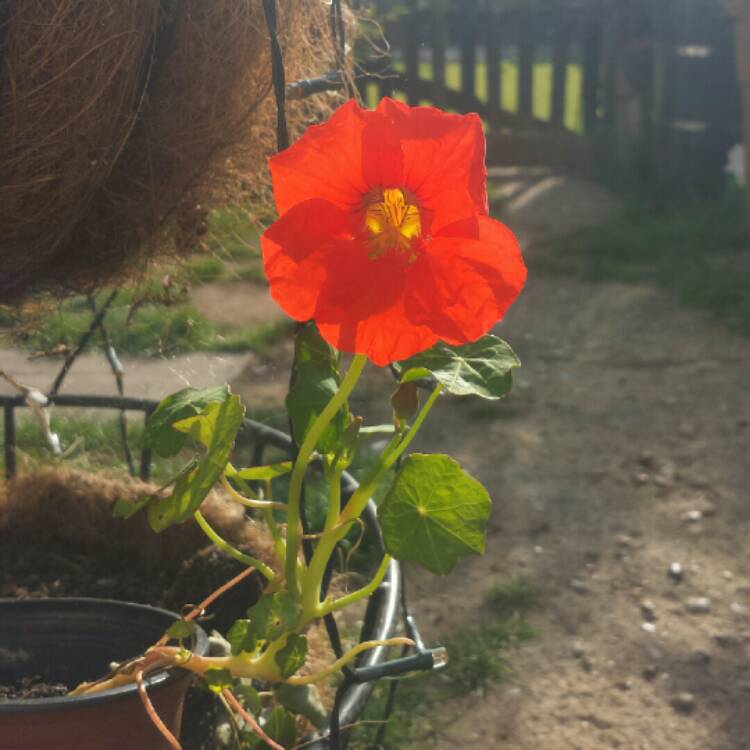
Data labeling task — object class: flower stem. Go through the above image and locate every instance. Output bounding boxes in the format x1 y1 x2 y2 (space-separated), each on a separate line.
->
284 637 413 686
342 383 443 524
319 554 391 616
221 474 287 511
194 510 275 581
285 353 367 595
304 383 443 600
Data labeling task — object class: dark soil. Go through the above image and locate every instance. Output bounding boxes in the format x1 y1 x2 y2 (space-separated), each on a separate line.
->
0 675 69 700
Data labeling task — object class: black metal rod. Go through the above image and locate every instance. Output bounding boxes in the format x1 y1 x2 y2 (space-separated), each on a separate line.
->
139 407 154 482
87 295 135 476
48 289 118 397
262 0 290 151
3 404 15 480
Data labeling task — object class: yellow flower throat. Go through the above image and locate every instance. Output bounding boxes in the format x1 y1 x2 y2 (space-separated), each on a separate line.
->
364 188 421 257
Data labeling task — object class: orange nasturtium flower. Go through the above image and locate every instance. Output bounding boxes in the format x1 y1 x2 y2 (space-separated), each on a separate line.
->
261 98 526 366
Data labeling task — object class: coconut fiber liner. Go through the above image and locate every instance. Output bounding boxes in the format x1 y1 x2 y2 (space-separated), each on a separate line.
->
0 0 336 305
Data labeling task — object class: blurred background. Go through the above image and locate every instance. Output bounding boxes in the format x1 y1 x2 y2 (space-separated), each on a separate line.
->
1 1 750 748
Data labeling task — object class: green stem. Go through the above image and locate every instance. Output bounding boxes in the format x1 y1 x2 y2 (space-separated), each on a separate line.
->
285 353 367 595
221 475 286 511
319 554 391 616
342 383 443 524
194 510 275 581
304 384 443 598
263 507 286 571
323 461 345 533
284 636 413 686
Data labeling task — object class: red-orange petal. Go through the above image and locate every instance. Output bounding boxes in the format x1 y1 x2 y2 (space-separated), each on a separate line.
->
269 101 369 215
311 241 438 366
405 216 526 344
261 199 352 320
376 98 487 232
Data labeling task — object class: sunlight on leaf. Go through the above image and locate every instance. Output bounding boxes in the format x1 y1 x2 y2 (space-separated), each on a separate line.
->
398 335 520 399
378 453 491 574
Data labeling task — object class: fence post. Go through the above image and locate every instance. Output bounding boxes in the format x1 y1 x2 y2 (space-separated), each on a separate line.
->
728 1 750 228
518 16 534 119
486 4 501 120
403 0 420 105
582 12 603 134
431 4 447 108
460 4 477 99
551 20 570 128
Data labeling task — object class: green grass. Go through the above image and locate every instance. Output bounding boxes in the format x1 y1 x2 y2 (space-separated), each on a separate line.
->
536 188 750 333
368 58 583 133
7 293 293 358
0 414 186 481
0 202 281 357
182 206 268 285
351 577 538 749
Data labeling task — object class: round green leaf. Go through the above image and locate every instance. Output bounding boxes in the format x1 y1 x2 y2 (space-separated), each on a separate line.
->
378 454 491 575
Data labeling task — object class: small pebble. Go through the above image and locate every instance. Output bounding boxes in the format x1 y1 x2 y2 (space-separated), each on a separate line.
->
570 578 589 594
687 649 711 665
640 599 657 621
642 664 659 681
637 450 657 469
668 562 684 583
641 622 657 633
670 692 696 714
713 633 739 648
572 641 587 658
682 510 703 523
731 602 749 617
685 597 711 614
723 570 734 581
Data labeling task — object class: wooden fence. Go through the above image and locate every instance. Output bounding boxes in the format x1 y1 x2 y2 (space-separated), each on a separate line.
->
354 0 742 191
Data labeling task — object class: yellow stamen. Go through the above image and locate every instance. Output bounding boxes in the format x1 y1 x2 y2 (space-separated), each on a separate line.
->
364 188 421 257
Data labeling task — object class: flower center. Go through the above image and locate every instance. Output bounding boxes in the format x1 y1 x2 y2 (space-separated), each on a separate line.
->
364 188 421 257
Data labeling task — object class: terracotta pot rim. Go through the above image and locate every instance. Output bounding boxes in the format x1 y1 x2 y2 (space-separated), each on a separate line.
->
0 597 207 714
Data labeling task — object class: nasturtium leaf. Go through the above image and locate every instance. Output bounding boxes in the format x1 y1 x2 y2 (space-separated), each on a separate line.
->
165 620 196 641
204 667 234 694
233 682 261 715
112 495 152 520
397 335 520 400
147 394 244 532
227 619 256 655
286 324 348 455
391 382 419 424
247 592 299 643
378 453 491 575
226 462 292 481
259 706 296 750
275 684 327 728
275 634 308 679
145 386 231 457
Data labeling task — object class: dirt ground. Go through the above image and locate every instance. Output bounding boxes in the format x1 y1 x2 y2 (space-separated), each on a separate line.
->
3 170 749 749
402 174 750 750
